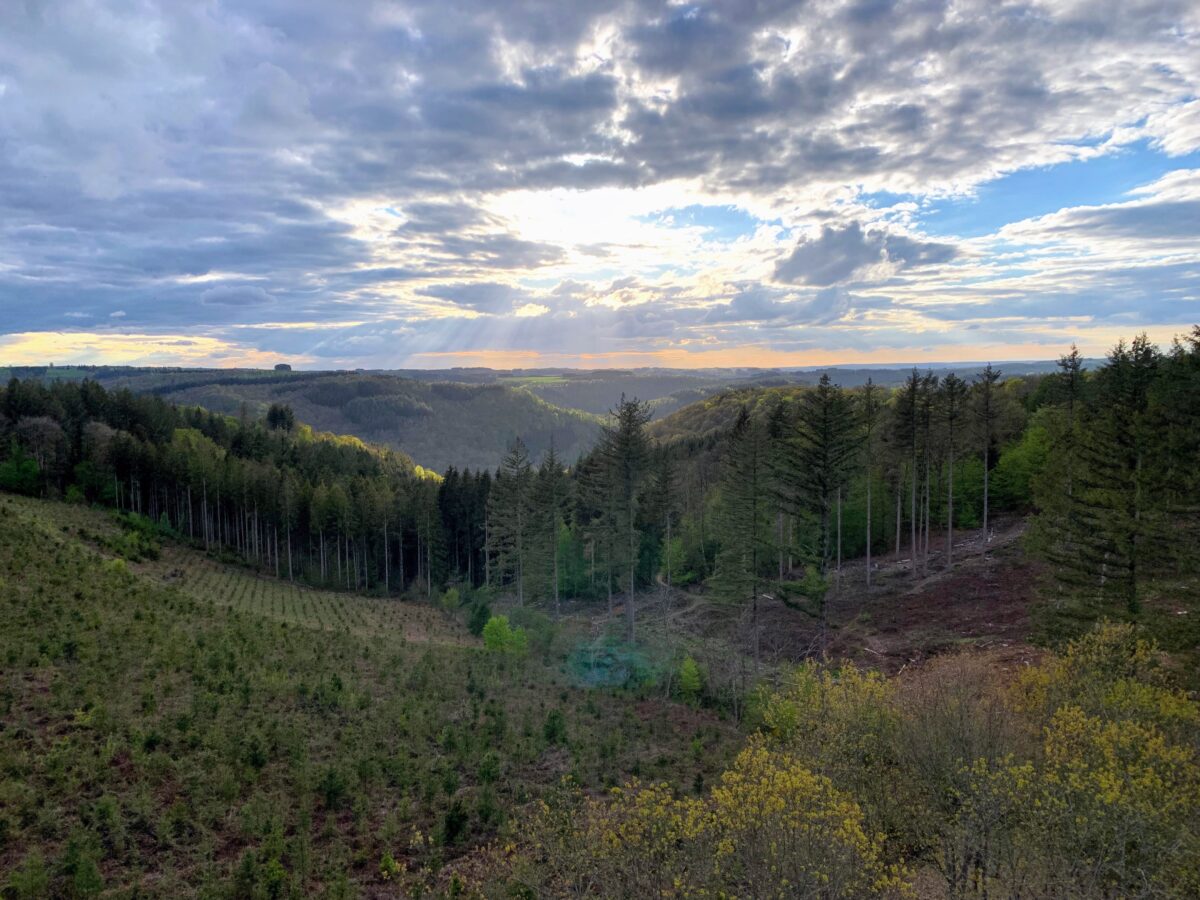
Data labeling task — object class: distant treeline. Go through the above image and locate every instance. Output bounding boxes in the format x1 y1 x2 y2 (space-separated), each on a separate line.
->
2 327 1197 637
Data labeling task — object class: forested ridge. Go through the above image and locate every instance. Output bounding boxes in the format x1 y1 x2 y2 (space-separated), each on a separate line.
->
1 327 1198 897
3 330 1199 653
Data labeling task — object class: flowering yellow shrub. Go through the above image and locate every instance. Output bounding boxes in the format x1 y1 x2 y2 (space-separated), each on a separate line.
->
708 742 910 899
505 624 1197 899
514 750 908 898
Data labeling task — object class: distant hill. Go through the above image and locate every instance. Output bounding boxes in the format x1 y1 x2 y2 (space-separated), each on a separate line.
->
160 373 603 473
0 359 1078 470
0 367 599 472
648 385 811 445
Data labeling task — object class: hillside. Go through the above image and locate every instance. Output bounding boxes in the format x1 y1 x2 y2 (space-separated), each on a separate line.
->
648 384 810 445
27 368 600 473
0 495 737 897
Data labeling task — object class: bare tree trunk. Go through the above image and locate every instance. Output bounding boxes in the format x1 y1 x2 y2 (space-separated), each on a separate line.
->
836 485 843 596
626 507 636 643
923 457 931 573
982 435 990 545
776 509 784 580
895 479 902 557
947 445 955 568
866 471 872 588
553 521 560 621
910 463 918 577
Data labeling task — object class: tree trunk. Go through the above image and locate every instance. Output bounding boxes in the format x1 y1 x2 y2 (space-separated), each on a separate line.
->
982 437 990 545
947 447 955 569
835 485 842 596
866 472 872 588
910 461 918 577
626 506 636 643
895 480 902 557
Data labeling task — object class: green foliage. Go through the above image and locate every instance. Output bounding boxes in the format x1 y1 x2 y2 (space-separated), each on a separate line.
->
0 496 736 896
508 606 555 657
481 614 529 656
514 623 1199 899
542 709 567 745
466 598 492 636
992 415 1051 511
0 447 39 495
677 655 702 703
438 586 461 616
4 851 50 899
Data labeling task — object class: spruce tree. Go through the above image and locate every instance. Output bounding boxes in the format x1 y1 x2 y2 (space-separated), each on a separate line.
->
973 363 1002 543
939 373 968 568
1033 337 1164 612
533 442 570 617
859 380 882 587
597 396 652 642
711 407 773 667
488 438 534 605
787 375 857 642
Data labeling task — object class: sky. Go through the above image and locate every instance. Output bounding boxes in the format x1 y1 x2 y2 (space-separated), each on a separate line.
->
1 0 1198 370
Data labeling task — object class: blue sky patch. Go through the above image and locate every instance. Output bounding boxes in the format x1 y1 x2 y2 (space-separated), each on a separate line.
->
638 204 766 242
913 141 1200 238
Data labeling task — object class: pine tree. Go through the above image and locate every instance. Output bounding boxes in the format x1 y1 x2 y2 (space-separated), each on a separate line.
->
892 370 921 576
533 442 570 617
939 373 968 568
488 438 534 605
711 407 773 667
1033 337 1164 612
973 363 1002 543
787 375 858 644
859 380 882 588
918 372 939 574
597 396 652 643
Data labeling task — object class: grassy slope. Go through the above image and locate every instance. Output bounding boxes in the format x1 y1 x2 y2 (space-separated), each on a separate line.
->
0 496 736 897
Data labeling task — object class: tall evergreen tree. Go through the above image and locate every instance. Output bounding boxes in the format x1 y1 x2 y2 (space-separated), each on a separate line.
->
939 373 968 568
488 438 534 605
893 370 922 575
859 379 882 588
973 363 1002 542
711 407 773 666
533 442 570 617
597 396 652 642
788 375 857 641
1033 337 1164 612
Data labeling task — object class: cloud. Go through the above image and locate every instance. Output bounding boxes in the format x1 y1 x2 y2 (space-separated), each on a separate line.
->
0 0 1198 366
200 285 276 306
774 223 957 286
418 282 522 312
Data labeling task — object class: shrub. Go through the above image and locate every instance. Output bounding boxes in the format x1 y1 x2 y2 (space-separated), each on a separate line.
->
542 709 567 746
482 615 528 657
508 607 555 657
467 600 492 637
516 749 908 898
677 656 702 703
439 587 461 617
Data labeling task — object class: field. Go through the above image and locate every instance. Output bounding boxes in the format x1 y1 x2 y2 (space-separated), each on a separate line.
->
0 496 738 897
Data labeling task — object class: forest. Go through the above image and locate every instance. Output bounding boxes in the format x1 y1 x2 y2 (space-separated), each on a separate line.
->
1 328 1198 897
